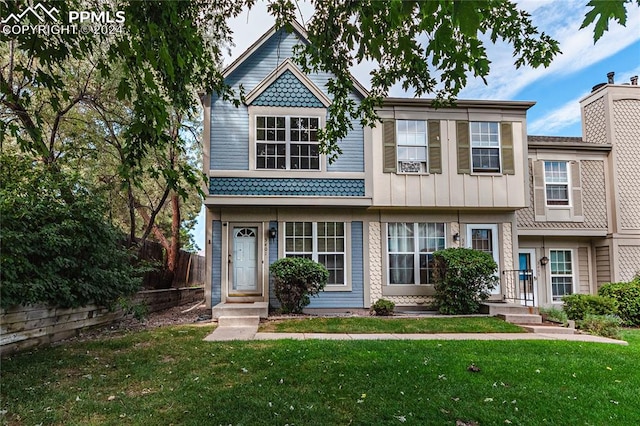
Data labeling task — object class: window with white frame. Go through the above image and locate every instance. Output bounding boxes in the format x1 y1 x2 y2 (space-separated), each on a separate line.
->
397 120 427 173
470 121 500 173
285 222 346 285
550 249 573 302
256 116 320 170
387 223 445 285
544 161 569 206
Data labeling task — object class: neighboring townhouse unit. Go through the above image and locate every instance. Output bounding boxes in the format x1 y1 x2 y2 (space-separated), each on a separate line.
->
202 24 640 314
517 78 640 306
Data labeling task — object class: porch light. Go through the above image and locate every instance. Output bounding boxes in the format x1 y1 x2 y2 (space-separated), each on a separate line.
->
269 227 277 240
453 233 460 243
540 256 549 266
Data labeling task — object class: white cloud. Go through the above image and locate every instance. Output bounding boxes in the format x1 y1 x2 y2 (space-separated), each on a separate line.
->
459 1 640 100
528 63 640 135
527 93 586 135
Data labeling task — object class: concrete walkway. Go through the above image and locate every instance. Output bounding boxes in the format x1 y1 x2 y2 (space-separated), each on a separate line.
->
204 326 628 345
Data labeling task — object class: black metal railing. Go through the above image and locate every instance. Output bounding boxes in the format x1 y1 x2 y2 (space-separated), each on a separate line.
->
501 269 535 306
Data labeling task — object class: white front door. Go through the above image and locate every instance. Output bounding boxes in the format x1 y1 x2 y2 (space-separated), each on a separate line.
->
518 249 538 306
467 224 500 295
231 227 259 294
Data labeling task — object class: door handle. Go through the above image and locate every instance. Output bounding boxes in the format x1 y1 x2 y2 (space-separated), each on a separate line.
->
228 254 232 263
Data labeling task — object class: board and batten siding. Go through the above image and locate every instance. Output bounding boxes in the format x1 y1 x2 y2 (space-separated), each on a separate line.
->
372 119 527 208
210 29 364 173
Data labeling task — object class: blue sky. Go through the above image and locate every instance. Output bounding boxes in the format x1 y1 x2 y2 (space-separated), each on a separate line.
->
193 0 640 250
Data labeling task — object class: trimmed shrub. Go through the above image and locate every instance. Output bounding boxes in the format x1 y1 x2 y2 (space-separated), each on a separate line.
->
270 257 329 314
371 299 395 316
577 314 622 339
561 294 618 321
598 280 640 326
433 247 498 315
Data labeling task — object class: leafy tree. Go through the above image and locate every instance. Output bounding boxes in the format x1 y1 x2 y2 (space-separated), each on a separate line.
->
0 153 141 309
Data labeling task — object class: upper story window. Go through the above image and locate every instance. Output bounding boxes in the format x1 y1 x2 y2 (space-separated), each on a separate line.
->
396 120 427 173
470 122 500 173
544 161 569 206
256 115 320 170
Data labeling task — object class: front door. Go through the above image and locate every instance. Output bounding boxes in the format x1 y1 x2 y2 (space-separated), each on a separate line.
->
518 249 538 306
467 224 500 295
230 227 259 295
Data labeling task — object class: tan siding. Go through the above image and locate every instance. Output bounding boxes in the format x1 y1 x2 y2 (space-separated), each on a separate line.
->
578 247 590 294
595 246 611 287
614 99 640 230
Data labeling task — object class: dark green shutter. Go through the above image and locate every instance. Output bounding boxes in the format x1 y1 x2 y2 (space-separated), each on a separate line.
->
501 122 515 175
383 119 396 173
428 120 441 174
456 121 470 174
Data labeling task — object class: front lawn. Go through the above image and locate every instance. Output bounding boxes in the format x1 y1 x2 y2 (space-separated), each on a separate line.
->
2 327 639 425
259 316 525 333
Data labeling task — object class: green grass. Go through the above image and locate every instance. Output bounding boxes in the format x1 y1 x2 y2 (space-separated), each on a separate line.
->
259 316 525 333
2 327 639 425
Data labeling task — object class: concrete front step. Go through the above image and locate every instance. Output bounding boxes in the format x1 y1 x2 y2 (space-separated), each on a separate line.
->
522 325 575 334
497 313 542 324
481 302 539 316
212 302 268 319
217 315 260 327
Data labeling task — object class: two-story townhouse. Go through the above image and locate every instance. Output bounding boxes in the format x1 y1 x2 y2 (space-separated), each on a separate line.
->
517 77 640 307
203 23 535 315
203 22 372 316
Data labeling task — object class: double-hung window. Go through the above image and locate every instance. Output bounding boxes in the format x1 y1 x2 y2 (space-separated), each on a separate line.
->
396 120 427 173
256 116 320 170
470 122 500 173
285 222 346 285
387 223 445 285
544 161 569 206
550 249 573 302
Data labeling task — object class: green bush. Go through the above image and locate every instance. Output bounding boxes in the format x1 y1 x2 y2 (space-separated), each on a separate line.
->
371 299 395 316
539 306 568 325
432 247 498 315
0 154 141 309
576 314 622 339
270 257 329 314
598 280 640 326
561 294 618 321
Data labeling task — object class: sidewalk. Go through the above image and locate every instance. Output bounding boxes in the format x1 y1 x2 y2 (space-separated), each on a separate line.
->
204 326 628 345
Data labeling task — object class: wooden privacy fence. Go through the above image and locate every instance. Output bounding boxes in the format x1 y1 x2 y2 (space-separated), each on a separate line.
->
133 239 205 288
0 287 204 357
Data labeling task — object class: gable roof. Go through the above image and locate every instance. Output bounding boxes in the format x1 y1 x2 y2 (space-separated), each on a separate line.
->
223 20 369 99
245 59 331 107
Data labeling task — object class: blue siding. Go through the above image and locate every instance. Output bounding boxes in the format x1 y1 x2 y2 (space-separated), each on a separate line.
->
210 93 249 170
307 221 364 308
210 177 365 196
210 28 365 173
211 220 222 305
268 221 280 310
